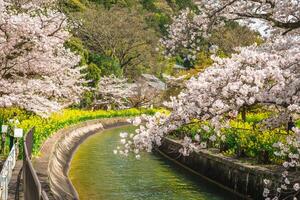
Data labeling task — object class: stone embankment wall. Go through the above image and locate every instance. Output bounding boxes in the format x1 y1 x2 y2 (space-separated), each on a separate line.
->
158 138 283 200
33 118 130 200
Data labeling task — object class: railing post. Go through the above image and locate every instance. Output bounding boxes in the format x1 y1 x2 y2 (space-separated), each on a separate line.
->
0 144 18 200
7 160 10 193
23 128 49 200
1 174 5 200
4 175 7 200
0 175 3 200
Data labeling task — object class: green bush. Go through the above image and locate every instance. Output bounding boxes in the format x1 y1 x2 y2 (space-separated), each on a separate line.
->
60 0 86 12
88 53 123 77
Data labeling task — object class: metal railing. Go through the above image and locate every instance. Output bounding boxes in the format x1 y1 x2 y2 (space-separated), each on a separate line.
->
0 144 17 200
23 129 49 200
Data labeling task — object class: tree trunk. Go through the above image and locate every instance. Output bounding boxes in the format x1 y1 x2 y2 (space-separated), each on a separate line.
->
241 107 247 122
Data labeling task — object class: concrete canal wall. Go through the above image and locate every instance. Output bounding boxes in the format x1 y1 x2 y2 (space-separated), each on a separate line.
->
33 118 130 200
158 138 283 200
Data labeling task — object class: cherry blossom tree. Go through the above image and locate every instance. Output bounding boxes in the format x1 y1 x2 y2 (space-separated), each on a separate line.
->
263 127 300 199
160 8 209 60
94 76 136 110
161 0 300 59
117 1 300 199
94 74 166 110
194 0 300 35
118 36 299 154
0 0 86 117
129 74 166 108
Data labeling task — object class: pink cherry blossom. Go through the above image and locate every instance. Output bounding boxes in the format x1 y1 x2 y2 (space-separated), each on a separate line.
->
0 0 86 117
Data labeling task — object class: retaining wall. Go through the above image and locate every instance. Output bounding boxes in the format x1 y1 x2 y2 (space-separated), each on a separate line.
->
33 118 130 200
158 138 283 200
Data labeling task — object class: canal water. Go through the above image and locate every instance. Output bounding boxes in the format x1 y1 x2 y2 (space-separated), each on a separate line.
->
69 125 237 200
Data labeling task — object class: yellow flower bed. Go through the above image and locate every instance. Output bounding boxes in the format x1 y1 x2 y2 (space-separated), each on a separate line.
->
0 108 162 155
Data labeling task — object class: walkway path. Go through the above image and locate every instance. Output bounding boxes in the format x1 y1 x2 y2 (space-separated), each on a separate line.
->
8 160 23 200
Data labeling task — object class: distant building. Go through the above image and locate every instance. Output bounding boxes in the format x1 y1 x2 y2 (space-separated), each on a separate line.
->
131 74 166 107
140 74 166 91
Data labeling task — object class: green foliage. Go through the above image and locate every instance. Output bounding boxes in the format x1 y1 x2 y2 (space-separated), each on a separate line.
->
59 0 86 12
210 21 262 55
172 0 197 10
84 63 101 87
88 54 123 77
65 37 90 66
72 6 161 78
141 0 156 11
172 121 213 142
177 50 215 78
0 108 29 127
194 50 214 69
65 37 100 84
238 112 271 125
66 37 122 79
65 37 102 107
140 0 173 33
145 12 171 35
91 0 117 7
296 120 300 127
88 0 133 9
60 0 200 80
78 91 95 108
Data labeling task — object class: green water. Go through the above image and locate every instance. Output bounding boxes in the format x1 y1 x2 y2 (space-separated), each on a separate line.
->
69 126 237 200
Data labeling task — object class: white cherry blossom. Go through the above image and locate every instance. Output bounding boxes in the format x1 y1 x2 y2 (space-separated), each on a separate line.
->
0 0 86 117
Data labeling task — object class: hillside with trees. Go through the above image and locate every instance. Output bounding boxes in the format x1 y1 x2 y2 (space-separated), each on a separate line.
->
56 0 262 108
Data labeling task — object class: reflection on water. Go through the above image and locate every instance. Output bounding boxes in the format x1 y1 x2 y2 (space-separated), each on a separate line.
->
69 125 237 200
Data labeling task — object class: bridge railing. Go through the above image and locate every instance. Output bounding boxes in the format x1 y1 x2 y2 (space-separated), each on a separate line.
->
0 144 17 200
23 128 49 200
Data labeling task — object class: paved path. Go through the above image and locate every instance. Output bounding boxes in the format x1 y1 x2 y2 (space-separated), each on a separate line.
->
8 160 23 200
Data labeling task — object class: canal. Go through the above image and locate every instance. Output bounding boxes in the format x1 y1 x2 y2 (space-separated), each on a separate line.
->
69 125 237 200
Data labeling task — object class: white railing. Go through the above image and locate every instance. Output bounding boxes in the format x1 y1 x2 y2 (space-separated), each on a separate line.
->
0 145 16 200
